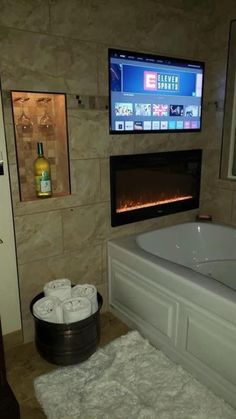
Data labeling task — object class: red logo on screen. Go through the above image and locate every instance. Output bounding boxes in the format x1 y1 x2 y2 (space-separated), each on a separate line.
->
153 104 168 117
144 71 157 90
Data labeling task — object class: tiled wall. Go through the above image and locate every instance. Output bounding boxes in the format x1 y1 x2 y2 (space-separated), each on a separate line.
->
1 0 236 341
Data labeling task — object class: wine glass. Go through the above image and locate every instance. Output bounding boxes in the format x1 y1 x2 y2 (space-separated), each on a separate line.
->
14 97 33 136
37 97 54 135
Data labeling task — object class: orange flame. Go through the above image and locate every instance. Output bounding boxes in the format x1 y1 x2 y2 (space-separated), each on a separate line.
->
116 195 193 213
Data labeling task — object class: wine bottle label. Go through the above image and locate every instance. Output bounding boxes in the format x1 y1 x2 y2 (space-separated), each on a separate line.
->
34 175 51 194
41 179 51 193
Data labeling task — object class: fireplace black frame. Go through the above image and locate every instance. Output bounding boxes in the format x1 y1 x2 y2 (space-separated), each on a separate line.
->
110 149 202 227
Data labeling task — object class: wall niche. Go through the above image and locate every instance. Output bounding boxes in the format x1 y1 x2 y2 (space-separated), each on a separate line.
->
11 91 71 202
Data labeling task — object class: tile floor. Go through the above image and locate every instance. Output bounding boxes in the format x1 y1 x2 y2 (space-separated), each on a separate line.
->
5 312 130 419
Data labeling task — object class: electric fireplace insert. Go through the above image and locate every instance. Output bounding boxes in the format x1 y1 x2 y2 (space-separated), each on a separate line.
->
110 149 202 226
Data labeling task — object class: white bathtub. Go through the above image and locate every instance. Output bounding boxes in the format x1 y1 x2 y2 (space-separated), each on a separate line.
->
108 222 236 408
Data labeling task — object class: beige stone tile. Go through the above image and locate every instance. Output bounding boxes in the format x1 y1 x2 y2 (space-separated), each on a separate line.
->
0 0 49 32
68 110 134 159
50 0 166 48
160 209 198 226
108 221 136 240
132 209 198 235
200 187 233 225
0 27 97 95
133 134 204 156
204 58 227 105
70 158 101 203
200 177 218 205
213 1 236 20
1 98 13 124
106 132 135 158
133 133 170 155
0 28 66 92
18 253 68 321
3 329 23 350
68 110 107 158
200 148 221 187
166 134 205 150
13 194 73 216
201 110 224 151
15 210 63 263
217 178 236 191
137 6 200 56
62 202 109 251
8 163 21 205
101 241 108 283
63 38 98 95
4 122 17 163
198 19 230 62
21 318 35 343
64 244 103 286
97 45 109 97
100 158 110 202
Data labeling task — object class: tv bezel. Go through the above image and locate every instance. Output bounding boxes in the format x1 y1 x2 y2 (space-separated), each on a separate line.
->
108 48 205 135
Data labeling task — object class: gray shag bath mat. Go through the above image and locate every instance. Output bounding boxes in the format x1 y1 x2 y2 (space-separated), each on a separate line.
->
34 330 236 419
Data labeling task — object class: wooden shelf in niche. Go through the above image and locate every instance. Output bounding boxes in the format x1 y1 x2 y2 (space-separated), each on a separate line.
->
11 91 71 202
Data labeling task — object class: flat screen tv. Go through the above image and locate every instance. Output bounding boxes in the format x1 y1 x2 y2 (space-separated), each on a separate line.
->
109 48 204 134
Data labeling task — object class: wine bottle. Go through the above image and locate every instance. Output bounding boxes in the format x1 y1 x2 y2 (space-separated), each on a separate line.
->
34 142 52 198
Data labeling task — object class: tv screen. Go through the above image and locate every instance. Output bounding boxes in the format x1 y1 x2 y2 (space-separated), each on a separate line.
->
108 48 204 134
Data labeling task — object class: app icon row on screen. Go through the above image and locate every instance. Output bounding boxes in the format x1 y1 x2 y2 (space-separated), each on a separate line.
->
115 120 200 131
114 103 200 118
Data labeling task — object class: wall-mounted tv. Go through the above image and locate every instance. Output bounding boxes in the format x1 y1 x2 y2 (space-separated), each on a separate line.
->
108 48 204 134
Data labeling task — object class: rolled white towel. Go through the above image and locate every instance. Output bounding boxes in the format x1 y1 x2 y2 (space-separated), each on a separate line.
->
44 278 71 302
33 296 63 323
71 284 98 314
62 297 92 323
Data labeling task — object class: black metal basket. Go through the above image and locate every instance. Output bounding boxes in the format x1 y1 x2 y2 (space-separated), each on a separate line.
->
30 291 103 366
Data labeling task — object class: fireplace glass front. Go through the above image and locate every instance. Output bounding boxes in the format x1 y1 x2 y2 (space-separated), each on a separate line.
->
110 149 202 226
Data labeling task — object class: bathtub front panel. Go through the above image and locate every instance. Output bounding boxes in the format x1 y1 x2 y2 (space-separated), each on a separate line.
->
110 259 178 343
179 304 236 386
